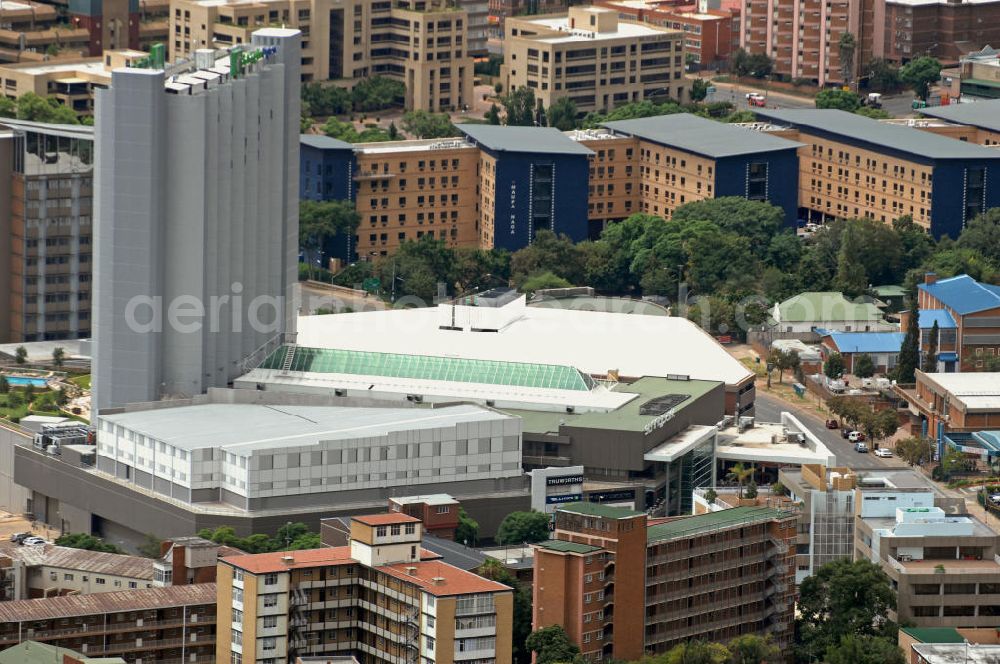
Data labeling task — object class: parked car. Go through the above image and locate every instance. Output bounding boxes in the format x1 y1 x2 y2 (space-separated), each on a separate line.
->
875 448 893 458
841 428 852 439
8 533 29 544
990 494 1000 505
848 431 866 443
826 419 839 429
855 442 869 453
21 536 46 546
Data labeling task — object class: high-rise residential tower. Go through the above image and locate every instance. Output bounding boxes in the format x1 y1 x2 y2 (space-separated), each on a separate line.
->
92 29 301 411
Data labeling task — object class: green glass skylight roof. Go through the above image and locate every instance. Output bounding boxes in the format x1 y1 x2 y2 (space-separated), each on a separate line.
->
260 345 597 391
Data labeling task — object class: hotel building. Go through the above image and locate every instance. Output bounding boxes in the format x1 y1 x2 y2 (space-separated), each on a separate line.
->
533 502 797 660
756 108 1000 238
93 29 301 410
501 7 688 114
216 513 513 664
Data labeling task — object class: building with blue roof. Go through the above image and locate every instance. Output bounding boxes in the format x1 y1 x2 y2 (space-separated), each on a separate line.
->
820 331 906 375
916 273 1000 372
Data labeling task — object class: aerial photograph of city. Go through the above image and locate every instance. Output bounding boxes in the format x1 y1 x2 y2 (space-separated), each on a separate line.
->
0 0 999 661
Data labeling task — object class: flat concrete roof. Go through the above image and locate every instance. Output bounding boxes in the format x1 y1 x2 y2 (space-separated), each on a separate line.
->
99 403 510 454
523 15 676 43
912 644 1000 664
920 371 1000 411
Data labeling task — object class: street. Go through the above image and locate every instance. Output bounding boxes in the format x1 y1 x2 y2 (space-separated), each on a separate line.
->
754 390 904 470
704 80 917 118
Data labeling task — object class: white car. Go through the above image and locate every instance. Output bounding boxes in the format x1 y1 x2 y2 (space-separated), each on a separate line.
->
21 536 46 546
875 448 893 458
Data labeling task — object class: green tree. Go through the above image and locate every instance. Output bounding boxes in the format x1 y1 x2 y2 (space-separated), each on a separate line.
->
55 533 125 554
744 479 758 499
724 109 757 123
855 106 890 119
520 271 572 293
726 462 754 499
351 76 405 111
456 507 479 546
941 447 967 478
510 229 587 286
839 32 857 85
956 208 1000 264
474 54 503 77
137 533 165 558
485 103 502 125
895 291 920 383
0 97 16 118
301 83 352 116
51 347 65 368
401 110 458 138
663 641 730 664
671 197 784 261
0 376 8 394
502 86 538 126
15 93 79 124
727 633 780 664
834 221 868 296
895 436 933 466
14 346 27 365
796 558 897 662
731 49 773 78
299 200 360 278
496 510 550 545
824 352 845 379
478 559 532 664
691 78 709 102
867 58 901 92
923 319 939 373
546 97 578 131
815 88 861 112
900 56 942 100
825 635 906 664
853 353 875 378
388 121 399 140
526 625 581 664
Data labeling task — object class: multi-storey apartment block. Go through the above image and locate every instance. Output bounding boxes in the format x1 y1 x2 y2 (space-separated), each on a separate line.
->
895 370 1000 443
856 505 1000 628
217 513 513 664
533 503 797 661
740 0 859 86
871 0 1000 67
593 0 735 68
501 7 688 114
756 109 1000 238
0 583 217 662
170 0 474 109
0 119 94 344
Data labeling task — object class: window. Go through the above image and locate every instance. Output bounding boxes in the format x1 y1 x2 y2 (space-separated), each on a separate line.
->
96 578 106 585
405 523 416 534
391 524 401 536
263 615 278 628
263 594 278 607
377 526 388 537
233 609 243 623
231 653 242 664
64 573 74 581
436 506 450 514
262 637 276 651
232 630 243 645
264 573 278 586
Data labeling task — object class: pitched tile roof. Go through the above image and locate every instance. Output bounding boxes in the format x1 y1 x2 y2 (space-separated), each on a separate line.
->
222 547 357 574
379 560 512 597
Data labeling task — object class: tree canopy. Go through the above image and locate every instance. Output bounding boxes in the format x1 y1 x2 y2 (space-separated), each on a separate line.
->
900 56 942 100
401 110 458 139
196 522 321 553
496 510 551 545
55 533 124 554
546 97 579 131
815 89 861 112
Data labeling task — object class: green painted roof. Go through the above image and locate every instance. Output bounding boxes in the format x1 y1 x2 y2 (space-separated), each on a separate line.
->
536 539 604 554
776 292 883 323
872 285 906 297
503 376 721 433
261 345 596 391
558 502 644 519
901 627 966 644
647 506 795 542
0 642 125 664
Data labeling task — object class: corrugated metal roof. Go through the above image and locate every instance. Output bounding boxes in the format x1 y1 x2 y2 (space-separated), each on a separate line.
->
535 540 603 554
0 543 155 580
0 583 217 622
603 113 802 159
921 99 1000 132
756 109 1000 161
919 275 1000 315
558 502 643 519
0 642 125 664
900 626 966 644
918 309 957 329
458 125 594 156
300 134 353 150
776 292 883 323
646 506 795 542
824 332 906 354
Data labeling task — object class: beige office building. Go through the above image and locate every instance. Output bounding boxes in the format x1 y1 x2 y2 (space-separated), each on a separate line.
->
170 0 474 110
501 6 688 114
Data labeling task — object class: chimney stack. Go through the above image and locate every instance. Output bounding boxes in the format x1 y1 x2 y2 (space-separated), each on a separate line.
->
924 272 938 285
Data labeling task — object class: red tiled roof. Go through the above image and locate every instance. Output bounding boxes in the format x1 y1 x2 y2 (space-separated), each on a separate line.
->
352 513 422 526
380 560 512 597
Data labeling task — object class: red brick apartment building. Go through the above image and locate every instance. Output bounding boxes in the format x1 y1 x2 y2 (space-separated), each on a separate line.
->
533 503 797 660
388 494 461 540
594 0 735 67
911 273 1000 372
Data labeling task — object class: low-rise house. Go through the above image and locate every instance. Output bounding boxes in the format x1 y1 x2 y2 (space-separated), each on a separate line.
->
820 331 906 375
771 292 890 335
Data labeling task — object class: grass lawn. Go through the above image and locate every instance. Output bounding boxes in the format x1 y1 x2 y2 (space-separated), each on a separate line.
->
0 387 68 423
69 374 91 390
740 356 767 378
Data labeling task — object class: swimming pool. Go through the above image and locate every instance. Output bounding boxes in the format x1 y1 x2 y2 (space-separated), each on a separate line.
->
3 376 48 387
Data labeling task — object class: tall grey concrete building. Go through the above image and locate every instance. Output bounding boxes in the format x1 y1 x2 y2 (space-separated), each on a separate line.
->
93 29 301 411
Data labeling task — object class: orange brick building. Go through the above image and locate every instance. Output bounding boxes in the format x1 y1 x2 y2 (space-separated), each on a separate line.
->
533 502 797 660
